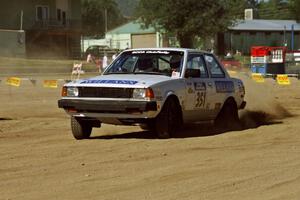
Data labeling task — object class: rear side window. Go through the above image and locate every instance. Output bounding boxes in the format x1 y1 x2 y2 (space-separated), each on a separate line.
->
186 54 208 78
204 54 225 78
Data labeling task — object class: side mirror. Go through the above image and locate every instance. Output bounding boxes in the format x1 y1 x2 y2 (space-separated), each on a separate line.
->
185 69 200 78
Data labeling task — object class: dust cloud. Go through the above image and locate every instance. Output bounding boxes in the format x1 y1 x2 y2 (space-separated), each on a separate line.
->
238 74 292 129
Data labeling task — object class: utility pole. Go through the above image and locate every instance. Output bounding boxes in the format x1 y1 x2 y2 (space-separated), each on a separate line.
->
291 24 294 51
283 25 287 46
20 10 24 30
104 8 108 33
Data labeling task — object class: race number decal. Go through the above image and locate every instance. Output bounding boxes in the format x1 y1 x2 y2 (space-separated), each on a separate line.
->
195 91 206 108
193 82 206 108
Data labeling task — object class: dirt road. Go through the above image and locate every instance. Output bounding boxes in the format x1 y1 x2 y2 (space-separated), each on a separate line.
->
0 74 299 200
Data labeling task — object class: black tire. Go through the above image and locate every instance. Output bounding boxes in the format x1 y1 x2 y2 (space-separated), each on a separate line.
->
71 117 92 140
139 119 156 131
155 98 182 139
215 99 241 131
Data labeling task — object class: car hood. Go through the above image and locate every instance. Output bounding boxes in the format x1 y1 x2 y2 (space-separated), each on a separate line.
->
66 74 176 88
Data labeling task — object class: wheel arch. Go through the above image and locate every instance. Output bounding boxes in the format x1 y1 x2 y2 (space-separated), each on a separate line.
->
161 92 182 111
155 93 183 138
158 92 183 118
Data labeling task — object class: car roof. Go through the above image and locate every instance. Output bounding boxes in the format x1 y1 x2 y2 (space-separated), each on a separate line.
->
123 47 211 54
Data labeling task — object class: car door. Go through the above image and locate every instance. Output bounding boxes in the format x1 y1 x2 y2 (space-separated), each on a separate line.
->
183 53 215 121
204 53 234 119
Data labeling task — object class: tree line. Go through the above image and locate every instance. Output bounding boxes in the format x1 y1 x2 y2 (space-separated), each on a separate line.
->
82 0 300 47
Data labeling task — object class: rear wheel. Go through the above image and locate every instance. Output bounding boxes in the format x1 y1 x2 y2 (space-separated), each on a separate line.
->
71 117 92 140
215 99 241 131
155 98 182 139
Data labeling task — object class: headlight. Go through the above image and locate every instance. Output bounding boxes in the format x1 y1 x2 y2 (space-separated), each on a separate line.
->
132 88 146 99
132 88 154 99
66 87 79 97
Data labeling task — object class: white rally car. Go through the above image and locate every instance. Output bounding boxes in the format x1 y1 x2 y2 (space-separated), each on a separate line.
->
58 48 246 139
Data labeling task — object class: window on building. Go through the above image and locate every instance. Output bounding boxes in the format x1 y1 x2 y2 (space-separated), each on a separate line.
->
62 11 66 25
36 6 49 21
57 9 62 21
265 32 271 36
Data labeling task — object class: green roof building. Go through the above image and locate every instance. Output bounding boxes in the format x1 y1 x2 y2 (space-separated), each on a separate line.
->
105 21 170 49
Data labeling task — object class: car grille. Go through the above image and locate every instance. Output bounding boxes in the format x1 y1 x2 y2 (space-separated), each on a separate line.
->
78 87 134 98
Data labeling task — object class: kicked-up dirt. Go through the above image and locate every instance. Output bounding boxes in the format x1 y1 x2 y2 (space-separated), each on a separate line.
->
0 73 299 200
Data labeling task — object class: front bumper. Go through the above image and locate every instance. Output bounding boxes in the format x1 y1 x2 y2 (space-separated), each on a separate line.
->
58 99 158 114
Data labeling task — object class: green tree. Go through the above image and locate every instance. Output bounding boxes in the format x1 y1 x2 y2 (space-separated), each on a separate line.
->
257 0 292 20
246 0 259 8
115 0 140 17
82 0 125 37
135 0 244 48
289 0 300 22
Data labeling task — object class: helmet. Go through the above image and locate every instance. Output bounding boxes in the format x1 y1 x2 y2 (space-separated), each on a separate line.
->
170 55 182 70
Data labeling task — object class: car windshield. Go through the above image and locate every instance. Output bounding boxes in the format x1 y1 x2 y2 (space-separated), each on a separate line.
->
104 50 184 77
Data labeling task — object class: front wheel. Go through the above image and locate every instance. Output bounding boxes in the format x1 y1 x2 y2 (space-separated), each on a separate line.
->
155 98 182 139
139 119 156 131
71 117 92 140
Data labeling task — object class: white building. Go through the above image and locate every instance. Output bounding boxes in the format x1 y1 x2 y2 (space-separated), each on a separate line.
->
105 20 167 50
